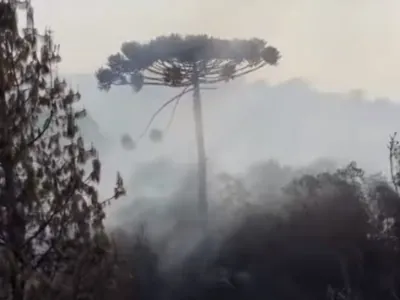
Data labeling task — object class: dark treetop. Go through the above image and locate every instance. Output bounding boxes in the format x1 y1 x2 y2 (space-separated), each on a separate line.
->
96 34 281 91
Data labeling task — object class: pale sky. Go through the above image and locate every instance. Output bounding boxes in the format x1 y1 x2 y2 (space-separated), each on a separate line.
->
31 0 400 98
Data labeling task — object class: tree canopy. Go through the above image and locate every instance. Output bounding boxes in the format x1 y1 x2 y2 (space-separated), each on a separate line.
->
96 34 280 91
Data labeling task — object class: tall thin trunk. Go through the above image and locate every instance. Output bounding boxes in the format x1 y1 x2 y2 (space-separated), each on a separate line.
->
192 65 208 221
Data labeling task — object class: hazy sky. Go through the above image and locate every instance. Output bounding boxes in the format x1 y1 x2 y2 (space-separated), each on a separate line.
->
32 0 400 98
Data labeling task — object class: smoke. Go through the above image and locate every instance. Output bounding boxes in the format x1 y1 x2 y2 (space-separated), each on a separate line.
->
24 1 400 298
102 156 400 300
98 153 342 271
71 75 400 222
59 74 400 298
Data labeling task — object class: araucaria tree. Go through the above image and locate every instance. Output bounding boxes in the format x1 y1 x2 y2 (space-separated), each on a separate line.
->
0 1 124 299
96 34 280 220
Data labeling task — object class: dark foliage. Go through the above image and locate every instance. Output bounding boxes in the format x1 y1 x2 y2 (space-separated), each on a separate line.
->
109 160 400 300
0 2 125 299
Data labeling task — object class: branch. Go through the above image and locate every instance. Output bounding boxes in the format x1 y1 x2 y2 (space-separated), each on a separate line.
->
135 86 217 144
112 81 165 87
26 109 54 147
164 91 182 135
9 108 54 163
200 61 267 84
136 86 192 143
112 80 192 88
22 174 79 249
232 61 267 78
146 66 164 76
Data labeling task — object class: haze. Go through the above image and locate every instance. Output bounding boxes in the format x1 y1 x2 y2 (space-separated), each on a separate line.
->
3 1 400 298
32 0 400 98
26 0 400 232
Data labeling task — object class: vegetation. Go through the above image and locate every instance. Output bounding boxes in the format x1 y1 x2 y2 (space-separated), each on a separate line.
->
0 1 124 299
96 34 280 220
2 1 400 300
110 158 400 300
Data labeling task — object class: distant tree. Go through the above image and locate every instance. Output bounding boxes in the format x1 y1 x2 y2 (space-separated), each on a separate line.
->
0 1 125 299
96 34 280 220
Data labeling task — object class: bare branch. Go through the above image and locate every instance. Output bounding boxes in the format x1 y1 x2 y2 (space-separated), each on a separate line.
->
136 86 192 143
231 62 267 78
164 90 182 135
134 85 217 144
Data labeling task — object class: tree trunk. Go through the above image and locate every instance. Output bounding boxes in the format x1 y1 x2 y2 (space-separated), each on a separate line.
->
192 66 208 222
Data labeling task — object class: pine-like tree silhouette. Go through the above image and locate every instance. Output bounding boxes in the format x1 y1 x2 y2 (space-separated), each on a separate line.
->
96 34 280 221
0 1 125 299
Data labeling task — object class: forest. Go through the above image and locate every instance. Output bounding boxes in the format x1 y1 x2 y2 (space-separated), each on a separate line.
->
1 1 400 300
